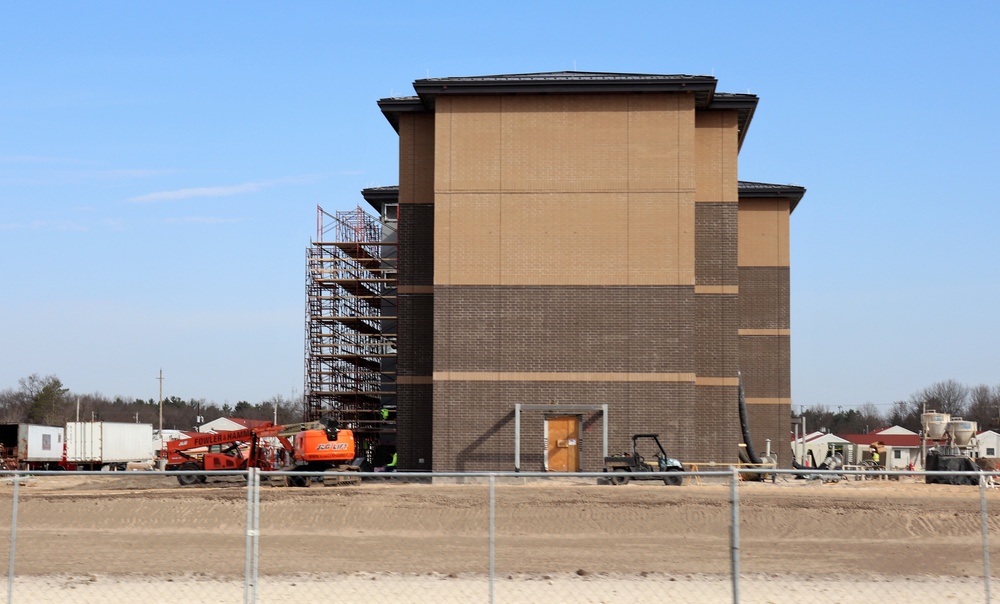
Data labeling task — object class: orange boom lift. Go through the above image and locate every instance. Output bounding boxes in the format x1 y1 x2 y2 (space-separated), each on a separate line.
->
164 417 359 486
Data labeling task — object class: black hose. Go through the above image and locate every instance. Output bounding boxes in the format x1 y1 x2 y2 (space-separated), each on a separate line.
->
737 371 763 465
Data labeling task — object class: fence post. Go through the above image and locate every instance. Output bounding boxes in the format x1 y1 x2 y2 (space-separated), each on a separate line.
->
251 468 261 604
243 469 256 604
731 466 740 604
489 474 495 604
981 472 991 604
7 473 19 604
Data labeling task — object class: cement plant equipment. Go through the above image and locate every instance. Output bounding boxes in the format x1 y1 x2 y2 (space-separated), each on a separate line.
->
924 415 980 486
921 412 950 439
948 419 977 447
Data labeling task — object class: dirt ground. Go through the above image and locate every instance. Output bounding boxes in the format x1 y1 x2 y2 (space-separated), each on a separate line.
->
1 473 998 602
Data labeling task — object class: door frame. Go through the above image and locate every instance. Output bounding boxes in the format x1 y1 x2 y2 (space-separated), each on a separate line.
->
513 403 608 472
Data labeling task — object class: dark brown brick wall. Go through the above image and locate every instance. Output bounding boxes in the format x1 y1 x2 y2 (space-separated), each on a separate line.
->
395 202 434 470
695 203 738 285
433 286 695 373
398 294 433 377
398 204 434 287
396 383 432 470
738 265 790 466
739 335 790 465
739 336 790 400
694 385 743 464
430 380 701 472
746 402 789 466
739 266 789 329
695 294 738 377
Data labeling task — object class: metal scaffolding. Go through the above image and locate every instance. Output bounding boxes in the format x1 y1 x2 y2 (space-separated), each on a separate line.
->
304 205 396 454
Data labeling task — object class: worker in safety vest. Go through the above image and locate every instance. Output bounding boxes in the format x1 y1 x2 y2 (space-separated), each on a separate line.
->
870 445 880 467
387 451 397 472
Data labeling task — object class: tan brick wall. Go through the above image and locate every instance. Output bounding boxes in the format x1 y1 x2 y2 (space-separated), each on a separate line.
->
738 198 790 267
434 93 697 286
433 96 501 192
695 111 739 203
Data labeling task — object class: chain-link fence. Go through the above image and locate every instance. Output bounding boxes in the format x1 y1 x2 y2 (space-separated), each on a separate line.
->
2 467 998 603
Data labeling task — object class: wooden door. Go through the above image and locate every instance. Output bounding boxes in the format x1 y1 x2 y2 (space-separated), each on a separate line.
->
546 415 581 472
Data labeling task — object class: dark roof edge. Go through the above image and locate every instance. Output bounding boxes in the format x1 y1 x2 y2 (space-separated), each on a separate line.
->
738 181 807 214
361 185 399 213
377 97 426 133
708 94 758 151
412 76 718 98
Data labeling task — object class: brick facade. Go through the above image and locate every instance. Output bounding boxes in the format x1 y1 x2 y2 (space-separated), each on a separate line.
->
376 73 804 471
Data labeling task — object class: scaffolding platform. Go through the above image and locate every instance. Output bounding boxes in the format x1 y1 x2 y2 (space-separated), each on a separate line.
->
304 205 396 457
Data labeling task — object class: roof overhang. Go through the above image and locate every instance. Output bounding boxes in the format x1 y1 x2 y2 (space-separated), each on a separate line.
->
376 97 427 133
361 185 399 214
378 72 756 136
738 181 807 214
708 93 758 150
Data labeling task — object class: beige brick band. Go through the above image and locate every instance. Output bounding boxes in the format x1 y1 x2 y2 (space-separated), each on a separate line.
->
695 377 740 387
738 329 790 336
744 397 791 405
695 285 738 295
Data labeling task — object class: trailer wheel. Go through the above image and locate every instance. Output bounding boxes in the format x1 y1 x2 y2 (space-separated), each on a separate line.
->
610 474 629 486
176 462 200 486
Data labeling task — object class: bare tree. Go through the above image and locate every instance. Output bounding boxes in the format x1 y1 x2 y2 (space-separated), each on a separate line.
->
855 402 885 431
910 379 969 419
965 384 1000 431
0 387 30 423
887 400 919 431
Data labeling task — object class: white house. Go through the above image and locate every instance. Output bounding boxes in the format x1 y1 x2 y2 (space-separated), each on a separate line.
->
839 427 922 470
791 431 853 467
974 430 1000 459
197 417 271 433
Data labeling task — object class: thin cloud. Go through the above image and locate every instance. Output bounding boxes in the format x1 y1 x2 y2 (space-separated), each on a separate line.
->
130 182 265 203
127 174 325 204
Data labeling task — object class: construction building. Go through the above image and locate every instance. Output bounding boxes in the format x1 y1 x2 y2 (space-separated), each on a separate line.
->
307 71 804 472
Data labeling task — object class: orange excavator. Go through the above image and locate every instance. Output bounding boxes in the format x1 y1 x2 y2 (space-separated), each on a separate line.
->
164 417 359 486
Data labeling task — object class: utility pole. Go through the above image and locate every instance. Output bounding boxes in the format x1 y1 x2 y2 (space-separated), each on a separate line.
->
158 369 164 453
921 401 926 470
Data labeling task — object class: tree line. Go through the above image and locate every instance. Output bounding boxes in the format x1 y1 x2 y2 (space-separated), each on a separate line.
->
797 379 1000 436
0 374 303 431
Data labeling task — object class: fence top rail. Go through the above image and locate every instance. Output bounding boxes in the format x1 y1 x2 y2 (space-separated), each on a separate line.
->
3 468 997 479
0 469 743 479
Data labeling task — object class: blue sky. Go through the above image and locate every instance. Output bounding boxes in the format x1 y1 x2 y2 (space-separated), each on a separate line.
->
2 2 998 412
